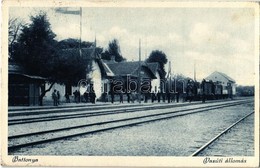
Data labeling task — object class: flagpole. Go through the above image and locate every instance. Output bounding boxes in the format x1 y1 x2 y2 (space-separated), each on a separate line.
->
174 62 176 93
79 7 82 57
168 61 171 93
145 36 147 60
138 39 141 103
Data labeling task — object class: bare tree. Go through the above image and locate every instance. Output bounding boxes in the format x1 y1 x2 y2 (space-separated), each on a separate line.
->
8 17 24 60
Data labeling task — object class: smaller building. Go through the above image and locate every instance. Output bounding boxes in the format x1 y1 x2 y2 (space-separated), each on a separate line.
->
8 63 45 106
205 71 236 95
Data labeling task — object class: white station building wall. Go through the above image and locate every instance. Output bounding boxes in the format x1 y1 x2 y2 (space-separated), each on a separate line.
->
90 61 102 99
44 83 77 102
151 71 161 93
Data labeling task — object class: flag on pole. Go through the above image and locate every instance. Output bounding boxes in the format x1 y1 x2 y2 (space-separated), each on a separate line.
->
55 8 81 15
55 7 83 57
79 7 82 57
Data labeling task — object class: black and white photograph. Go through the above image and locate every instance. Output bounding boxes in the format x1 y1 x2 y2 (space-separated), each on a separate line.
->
1 1 259 167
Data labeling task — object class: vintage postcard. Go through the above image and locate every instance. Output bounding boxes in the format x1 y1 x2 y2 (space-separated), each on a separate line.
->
1 0 259 167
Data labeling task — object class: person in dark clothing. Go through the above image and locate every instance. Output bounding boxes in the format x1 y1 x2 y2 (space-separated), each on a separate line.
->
162 92 166 103
73 90 77 103
167 92 171 103
52 89 58 106
65 93 70 103
92 91 96 104
77 90 81 103
171 92 175 102
89 92 92 103
119 91 124 103
110 91 114 104
176 92 179 103
83 91 89 103
151 91 156 103
73 90 80 103
157 91 161 103
127 92 131 103
101 92 106 102
202 93 206 103
131 92 135 103
144 92 148 103
89 91 95 104
189 92 193 103
227 83 233 100
201 79 206 103
57 91 60 105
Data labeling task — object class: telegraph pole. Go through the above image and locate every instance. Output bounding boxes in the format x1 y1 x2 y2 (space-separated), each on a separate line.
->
174 73 177 94
171 61 176 93
194 61 196 82
167 61 171 93
93 33 96 58
138 39 141 103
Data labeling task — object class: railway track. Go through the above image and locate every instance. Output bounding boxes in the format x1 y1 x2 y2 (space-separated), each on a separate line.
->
190 111 254 156
8 103 147 116
9 98 252 116
8 99 251 125
8 100 252 152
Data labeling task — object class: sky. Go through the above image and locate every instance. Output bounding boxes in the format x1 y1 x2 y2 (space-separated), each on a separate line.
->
9 6 257 85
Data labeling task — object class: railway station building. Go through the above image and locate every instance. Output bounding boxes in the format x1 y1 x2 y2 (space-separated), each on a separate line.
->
90 58 163 101
104 59 163 92
44 47 163 103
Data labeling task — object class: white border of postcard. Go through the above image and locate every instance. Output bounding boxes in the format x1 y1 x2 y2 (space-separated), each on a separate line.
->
1 0 259 167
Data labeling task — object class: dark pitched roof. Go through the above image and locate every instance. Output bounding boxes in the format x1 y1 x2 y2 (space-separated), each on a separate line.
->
101 61 115 77
95 59 115 77
105 61 159 79
59 47 98 60
146 62 159 75
145 61 164 78
8 63 46 80
8 63 24 74
106 61 140 77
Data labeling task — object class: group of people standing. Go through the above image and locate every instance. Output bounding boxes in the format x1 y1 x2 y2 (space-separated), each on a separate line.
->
109 91 139 104
144 91 180 104
73 90 96 104
108 90 180 104
52 89 181 106
83 90 96 104
52 89 96 106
